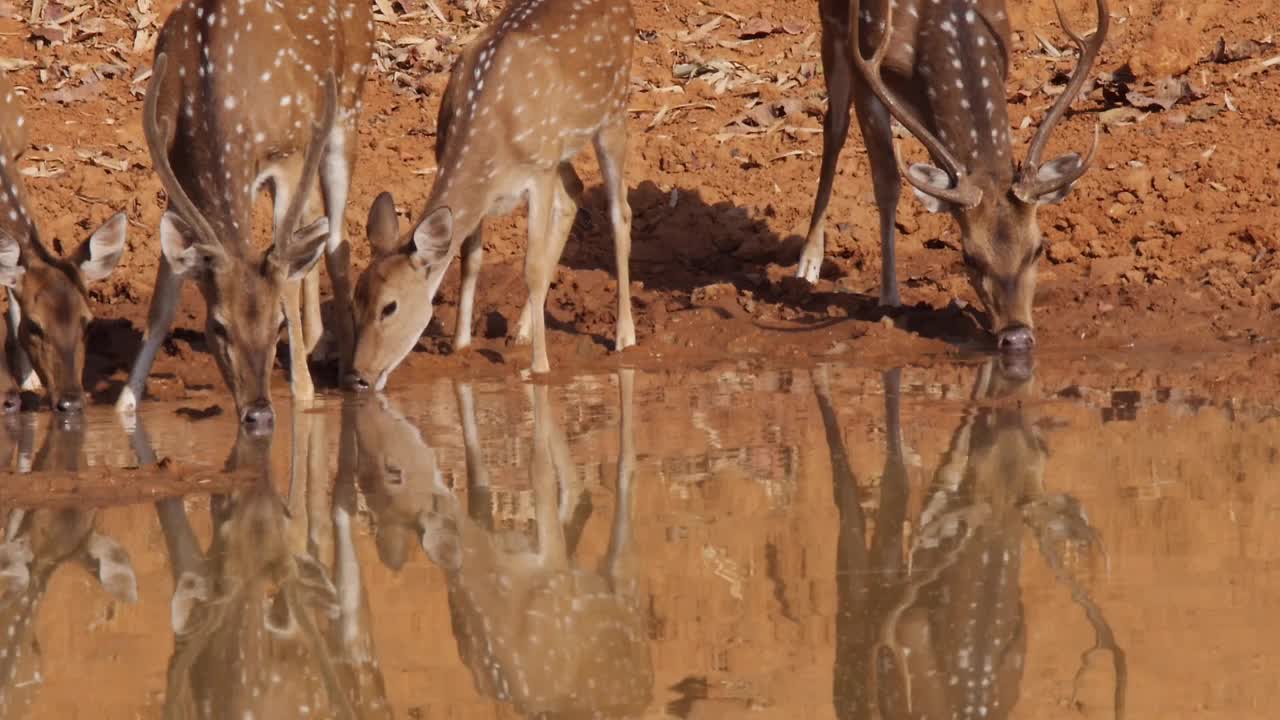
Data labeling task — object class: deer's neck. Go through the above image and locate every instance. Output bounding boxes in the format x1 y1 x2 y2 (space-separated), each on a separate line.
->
916 6 1015 183
170 116 257 252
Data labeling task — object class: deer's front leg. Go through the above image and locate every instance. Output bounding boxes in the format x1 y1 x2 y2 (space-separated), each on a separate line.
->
853 86 902 308
799 26 855 284
454 229 484 351
116 258 184 415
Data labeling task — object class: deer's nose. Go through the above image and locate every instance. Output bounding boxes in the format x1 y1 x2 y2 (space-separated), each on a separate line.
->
997 324 1036 352
2 391 18 414
344 372 372 392
55 394 83 414
241 399 275 429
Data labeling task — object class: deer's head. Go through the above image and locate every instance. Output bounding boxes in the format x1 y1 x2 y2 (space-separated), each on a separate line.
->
157 212 328 428
855 0 1108 350
143 54 335 430
347 394 457 570
0 216 126 412
348 192 455 392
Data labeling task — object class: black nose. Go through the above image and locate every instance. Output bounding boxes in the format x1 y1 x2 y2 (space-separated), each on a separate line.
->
2 391 18 414
55 395 83 414
344 372 372 392
241 399 275 428
997 325 1036 352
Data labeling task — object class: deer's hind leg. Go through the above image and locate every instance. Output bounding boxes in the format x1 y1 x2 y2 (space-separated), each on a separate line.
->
273 177 315 406
594 120 636 351
799 25 855 284
319 121 358 377
519 164 579 374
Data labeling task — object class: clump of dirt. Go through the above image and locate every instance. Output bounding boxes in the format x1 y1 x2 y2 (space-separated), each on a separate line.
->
2 0 1277 401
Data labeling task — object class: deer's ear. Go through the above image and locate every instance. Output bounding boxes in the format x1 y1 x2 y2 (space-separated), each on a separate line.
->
409 207 453 269
160 211 227 276
907 163 955 214
76 211 128 282
83 532 138 603
268 216 329 281
366 191 401 256
1029 153 1085 206
0 231 25 289
171 571 211 633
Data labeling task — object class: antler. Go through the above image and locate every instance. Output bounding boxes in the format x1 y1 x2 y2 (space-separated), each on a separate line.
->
850 0 983 208
273 73 338 249
1015 0 1110 201
144 53 220 250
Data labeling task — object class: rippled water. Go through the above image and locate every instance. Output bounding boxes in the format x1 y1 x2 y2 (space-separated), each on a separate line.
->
0 357 1276 719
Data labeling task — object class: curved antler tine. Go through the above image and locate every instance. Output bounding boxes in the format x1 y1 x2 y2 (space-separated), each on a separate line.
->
1015 122 1100 202
1023 0 1110 172
144 53 221 250
894 141 983 209
274 72 339 249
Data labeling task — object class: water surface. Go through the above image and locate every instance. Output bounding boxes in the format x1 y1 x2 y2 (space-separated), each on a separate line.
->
0 357 1276 719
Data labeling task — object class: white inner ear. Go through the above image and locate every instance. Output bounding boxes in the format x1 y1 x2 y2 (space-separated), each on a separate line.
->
283 217 330 281
80 212 128 282
907 163 954 214
159 211 199 274
412 208 454 266
1033 153 1083 205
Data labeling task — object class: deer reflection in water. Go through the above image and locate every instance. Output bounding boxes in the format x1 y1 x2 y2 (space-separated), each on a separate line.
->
0 415 138 719
133 405 391 719
821 360 1126 720
346 371 653 718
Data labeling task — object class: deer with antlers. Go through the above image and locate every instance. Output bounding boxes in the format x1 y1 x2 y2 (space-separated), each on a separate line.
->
347 0 637 390
0 73 127 413
800 0 1109 351
134 411 391 719
117 0 374 431
819 362 1126 719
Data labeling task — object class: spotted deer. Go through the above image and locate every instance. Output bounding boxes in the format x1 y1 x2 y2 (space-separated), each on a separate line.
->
139 414 391 718
0 416 138 719
800 0 1109 351
348 0 637 389
118 0 375 430
350 373 653 715
0 74 127 413
818 362 1125 719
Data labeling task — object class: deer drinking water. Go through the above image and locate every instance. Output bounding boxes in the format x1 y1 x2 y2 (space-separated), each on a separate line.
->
347 0 637 390
348 374 653 716
138 412 392 719
0 416 138 719
0 74 127 413
117 0 374 431
817 362 1126 719
800 0 1109 351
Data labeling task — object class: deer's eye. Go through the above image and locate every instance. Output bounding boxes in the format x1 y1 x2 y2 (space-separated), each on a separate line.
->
25 320 44 338
381 301 398 319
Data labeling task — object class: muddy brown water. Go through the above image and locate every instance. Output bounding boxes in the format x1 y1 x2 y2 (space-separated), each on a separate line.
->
0 355 1275 719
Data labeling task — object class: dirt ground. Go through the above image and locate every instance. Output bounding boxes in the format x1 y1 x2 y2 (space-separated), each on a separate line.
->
2 0 1279 404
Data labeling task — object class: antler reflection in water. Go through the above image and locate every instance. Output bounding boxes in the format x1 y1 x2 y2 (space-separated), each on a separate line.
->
822 360 1126 720
138 405 391 720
